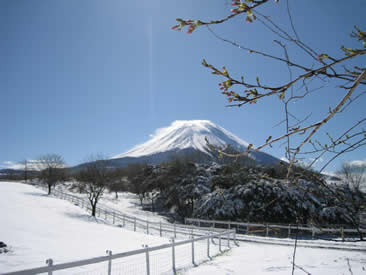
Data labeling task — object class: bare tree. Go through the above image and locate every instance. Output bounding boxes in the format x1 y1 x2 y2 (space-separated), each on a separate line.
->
38 154 66 195
172 1 366 180
75 156 111 217
109 167 129 199
125 164 150 206
338 162 365 192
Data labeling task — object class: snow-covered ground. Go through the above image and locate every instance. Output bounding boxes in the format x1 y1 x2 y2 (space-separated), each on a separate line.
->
0 182 169 273
53 182 172 224
1 181 365 274
186 243 366 275
86 190 170 224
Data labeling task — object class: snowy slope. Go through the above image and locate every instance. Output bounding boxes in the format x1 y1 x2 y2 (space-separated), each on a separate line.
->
113 120 249 158
112 120 279 165
0 182 168 273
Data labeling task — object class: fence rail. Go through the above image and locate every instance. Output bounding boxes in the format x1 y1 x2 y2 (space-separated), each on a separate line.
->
3 184 238 275
4 229 236 275
49 187 224 239
185 218 366 241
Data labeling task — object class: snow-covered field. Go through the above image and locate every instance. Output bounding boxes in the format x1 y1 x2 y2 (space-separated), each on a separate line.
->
0 182 169 274
187 243 366 275
1 181 366 274
57 185 170 224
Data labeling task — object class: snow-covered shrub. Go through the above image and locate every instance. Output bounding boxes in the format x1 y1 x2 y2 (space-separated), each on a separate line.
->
132 160 365 225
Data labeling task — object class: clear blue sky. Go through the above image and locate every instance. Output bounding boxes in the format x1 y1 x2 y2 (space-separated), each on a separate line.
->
1 0 365 172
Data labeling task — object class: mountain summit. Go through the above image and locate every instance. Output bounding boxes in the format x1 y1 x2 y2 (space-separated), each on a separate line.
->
111 120 279 166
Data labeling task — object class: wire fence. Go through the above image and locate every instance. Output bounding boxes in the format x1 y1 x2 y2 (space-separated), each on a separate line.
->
4 230 237 275
185 217 366 241
2 184 238 275
47 187 225 240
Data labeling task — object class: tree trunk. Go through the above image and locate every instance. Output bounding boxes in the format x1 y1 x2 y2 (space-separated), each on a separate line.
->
91 204 96 217
47 184 52 195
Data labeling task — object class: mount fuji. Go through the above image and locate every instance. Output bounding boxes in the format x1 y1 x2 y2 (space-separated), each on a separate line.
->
109 120 280 167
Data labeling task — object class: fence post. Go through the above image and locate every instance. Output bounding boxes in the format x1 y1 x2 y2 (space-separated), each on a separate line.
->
211 228 215 245
312 226 315 239
234 229 239 246
46 258 53 275
105 210 107 221
341 226 345 241
207 233 210 258
288 225 291 237
219 235 222 252
191 237 195 266
113 212 115 224
147 220 149 235
266 224 269 237
174 222 176 238
171 238 176 273
227 231 230 248
106 250 112 275
144 245 150 275
134 217 137 231
160 221 162 237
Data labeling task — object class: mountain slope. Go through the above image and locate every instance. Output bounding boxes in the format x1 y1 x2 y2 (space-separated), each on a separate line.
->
111 120 280 166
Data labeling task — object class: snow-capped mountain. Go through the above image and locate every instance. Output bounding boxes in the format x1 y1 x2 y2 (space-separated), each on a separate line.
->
110 120 280 166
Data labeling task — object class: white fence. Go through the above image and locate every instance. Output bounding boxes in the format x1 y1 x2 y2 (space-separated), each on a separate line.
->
3 229 236 275
185 218 366 241
49 188 224 239
2 185 238 275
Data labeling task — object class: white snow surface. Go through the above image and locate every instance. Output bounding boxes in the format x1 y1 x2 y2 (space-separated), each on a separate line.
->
112 120 250 158
0 182 168 273
1 181 366 275
186 242 366 275
62 187 170 224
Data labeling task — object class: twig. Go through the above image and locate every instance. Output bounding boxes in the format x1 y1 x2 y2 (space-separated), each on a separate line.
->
291 222 299 275
291 262 311 275
347 258 354 275
287 70 366 178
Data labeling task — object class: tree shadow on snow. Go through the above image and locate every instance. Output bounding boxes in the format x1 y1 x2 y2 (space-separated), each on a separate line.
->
22 191 48 197
63 211 109 225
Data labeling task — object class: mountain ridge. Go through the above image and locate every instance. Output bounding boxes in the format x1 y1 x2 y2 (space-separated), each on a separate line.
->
110 120 280 166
